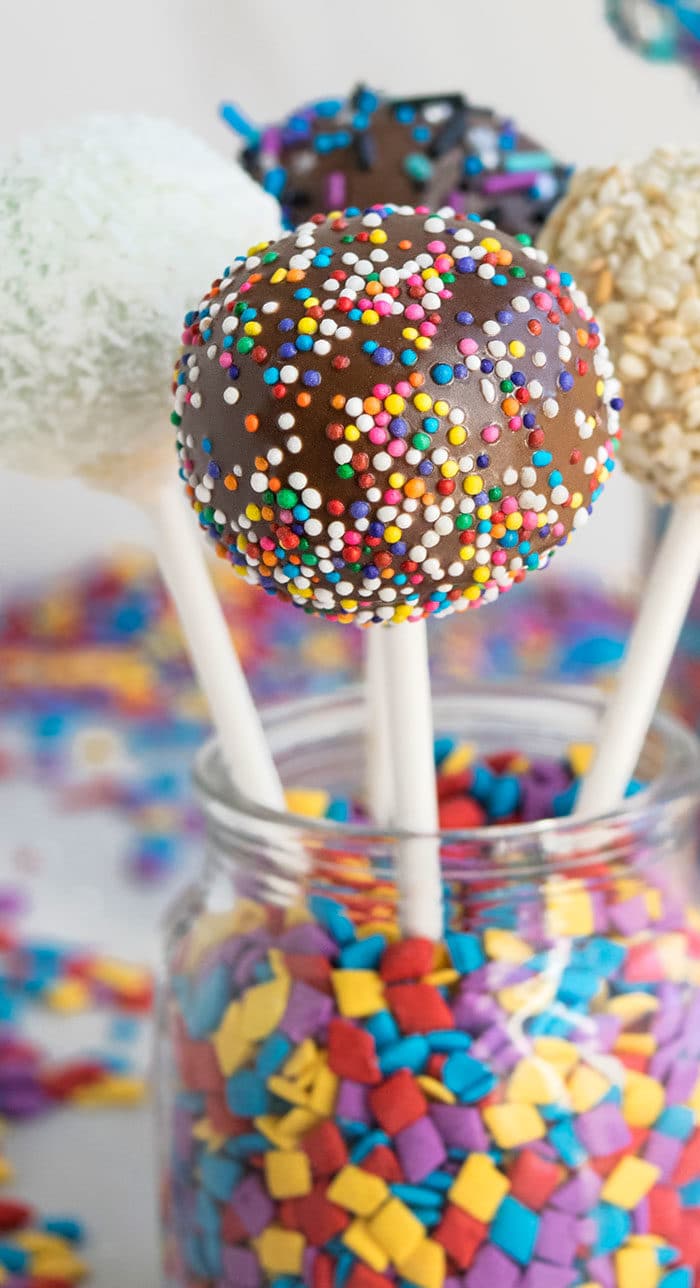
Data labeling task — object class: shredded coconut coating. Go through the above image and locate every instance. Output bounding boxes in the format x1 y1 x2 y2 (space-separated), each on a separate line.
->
0 114 282 482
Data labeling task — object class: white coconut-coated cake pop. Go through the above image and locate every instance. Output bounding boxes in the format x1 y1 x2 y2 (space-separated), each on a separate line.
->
0 114 282 482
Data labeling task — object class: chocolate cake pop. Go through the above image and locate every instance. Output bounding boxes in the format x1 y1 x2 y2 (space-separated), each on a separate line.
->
222 88 570 237
174 207 621 626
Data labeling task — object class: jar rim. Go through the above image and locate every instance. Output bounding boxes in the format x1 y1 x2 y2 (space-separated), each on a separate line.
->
193 680 700 847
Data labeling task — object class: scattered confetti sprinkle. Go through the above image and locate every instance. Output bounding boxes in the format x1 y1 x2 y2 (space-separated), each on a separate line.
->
161 764 700 1286
2 552 700 1284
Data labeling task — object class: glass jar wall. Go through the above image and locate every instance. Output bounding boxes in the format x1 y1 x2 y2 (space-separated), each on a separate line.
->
159 684 700 1288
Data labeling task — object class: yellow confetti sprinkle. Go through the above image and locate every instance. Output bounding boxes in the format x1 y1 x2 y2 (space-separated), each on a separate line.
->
498 974 556 1016
284 1039 319 1081
332 970 385 1018
71 1075 146 1107
240 976 290 1042
191 1118 227 1152
264 1150 313 1199
343 1220 389 1273
30 1251 88 1281
614 1033 657 1056
368 1199 424 1266
449 1154 510 1222
278 1107 320 1139
482 1103 546 1149
233 896 270 937
608 993 659 1024
545 878 595 938
328 1167 388 1217
308 1063 338 1117
254 1116 297 1151
508 1058 564 1106
267 1076 311 1109
656 932 689 982
533 1037 579 1078
45 979 90 1013
439 743 475 777
424 969 459 988
255 1227 305 1276
213 1002 252 1076
88 958 149 995
623 1071 666 1128
17 1231 72 1253
399 1239 446 1288
483 929 532 964
614 1245 659 1288
357 922 401 943
417 1076 456 1105
686 1076 700 1116
567 1064 610 1114
284 788 330 818
284 903 314 929
568 742 595 776
602 1156 660 1210
644 886 664 921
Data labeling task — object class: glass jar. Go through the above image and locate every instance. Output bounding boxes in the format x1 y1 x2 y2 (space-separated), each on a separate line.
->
159 683 700 1288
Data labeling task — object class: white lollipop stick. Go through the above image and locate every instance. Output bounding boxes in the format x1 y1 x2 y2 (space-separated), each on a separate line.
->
364 628 394 827
378 621 442 940
576 501 700 816
152 482 286 810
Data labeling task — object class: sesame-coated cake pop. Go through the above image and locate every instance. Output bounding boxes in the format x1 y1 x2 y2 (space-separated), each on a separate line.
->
174 208 621 625
224 88 570 238
542 148 700 504
543 149 700 819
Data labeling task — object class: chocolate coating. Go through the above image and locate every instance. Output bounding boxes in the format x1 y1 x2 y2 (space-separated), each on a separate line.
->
174 208 620 625
238 88 570 237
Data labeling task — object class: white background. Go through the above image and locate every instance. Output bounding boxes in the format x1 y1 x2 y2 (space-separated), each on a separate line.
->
2 4 700 1285
3 0 700 597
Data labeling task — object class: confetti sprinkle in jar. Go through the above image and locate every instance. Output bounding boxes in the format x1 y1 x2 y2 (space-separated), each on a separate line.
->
159 683 700 1288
